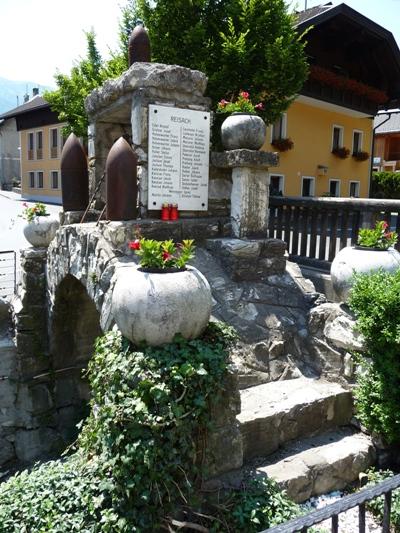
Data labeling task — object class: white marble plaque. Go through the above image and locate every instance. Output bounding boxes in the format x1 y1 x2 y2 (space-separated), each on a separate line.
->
148 104 210 210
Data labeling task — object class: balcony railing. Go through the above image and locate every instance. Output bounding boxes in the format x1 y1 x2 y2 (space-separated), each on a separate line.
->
268 196 400 270
261 473 400 533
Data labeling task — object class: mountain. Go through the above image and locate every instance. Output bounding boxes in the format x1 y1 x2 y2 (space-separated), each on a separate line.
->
0 77 53 114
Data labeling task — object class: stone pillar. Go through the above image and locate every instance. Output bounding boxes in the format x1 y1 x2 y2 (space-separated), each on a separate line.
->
211 149 279 238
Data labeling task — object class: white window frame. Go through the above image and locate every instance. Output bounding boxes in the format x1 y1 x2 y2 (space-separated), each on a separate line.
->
352 130 364 155
36 130 44 160
51 170 59 189
328 178 341 197
349 180 360 198
301 176 315 197
271 113 287 142
36 170 44 189
269 173 285 195
27 131 35 160
49 128 59 159
331 124 344 151
28 171 35 188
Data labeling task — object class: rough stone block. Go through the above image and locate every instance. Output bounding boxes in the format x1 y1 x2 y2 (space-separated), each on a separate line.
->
14 427 64 463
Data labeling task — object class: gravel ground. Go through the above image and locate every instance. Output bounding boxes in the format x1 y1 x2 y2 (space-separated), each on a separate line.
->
301 491 382 533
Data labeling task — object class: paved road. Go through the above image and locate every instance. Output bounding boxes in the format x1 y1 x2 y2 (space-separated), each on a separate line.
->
0 191 62 296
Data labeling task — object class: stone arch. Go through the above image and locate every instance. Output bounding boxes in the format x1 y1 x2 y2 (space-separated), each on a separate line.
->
50 274 102 444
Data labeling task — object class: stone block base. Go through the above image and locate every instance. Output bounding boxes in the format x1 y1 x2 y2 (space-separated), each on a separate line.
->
206 237 286 281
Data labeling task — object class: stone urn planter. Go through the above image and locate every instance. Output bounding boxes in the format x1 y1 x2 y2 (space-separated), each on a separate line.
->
111 265 212 346
23 215 60 247
331 246 400 301
221 113 266 150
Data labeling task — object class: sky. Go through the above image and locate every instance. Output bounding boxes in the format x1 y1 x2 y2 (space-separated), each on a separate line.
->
1 0 400 88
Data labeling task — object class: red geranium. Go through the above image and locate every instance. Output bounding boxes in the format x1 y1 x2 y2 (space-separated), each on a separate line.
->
129 239 141 250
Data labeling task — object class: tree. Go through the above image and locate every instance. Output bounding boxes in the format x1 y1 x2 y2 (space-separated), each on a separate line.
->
134 0 309 124
44 31 124 138
46 0 308 136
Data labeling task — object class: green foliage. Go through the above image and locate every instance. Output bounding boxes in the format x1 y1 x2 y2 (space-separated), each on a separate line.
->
47 0 308 137
358 220 398 249
349 270 400 443
217 90 264 114
44 31 125 138
135 0 308 125
0 454 103 532
129 237 195 269
0 323 299 531
365 468 400 531
371 171 400 199
20 201 48 222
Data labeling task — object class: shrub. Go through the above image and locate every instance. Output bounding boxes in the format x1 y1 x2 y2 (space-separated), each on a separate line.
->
349 270 400 443
365 468 400 531
0 323 299 532
371 171 400 199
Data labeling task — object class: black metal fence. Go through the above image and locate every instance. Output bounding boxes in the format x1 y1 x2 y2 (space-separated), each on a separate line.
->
0 250 16 298
262 473 400 533
268 196 400 270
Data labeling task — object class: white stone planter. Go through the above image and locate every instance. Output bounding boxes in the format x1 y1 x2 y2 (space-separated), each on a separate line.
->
331 245 400 301
221 113 266 150
23 215 60 248
111 265 212 346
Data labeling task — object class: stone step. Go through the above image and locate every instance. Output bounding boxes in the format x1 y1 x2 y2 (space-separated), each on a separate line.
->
237 377 353 460
252 428 375 502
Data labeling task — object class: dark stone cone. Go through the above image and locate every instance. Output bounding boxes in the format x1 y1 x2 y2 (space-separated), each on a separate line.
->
106 137 138 221
60 133 89 211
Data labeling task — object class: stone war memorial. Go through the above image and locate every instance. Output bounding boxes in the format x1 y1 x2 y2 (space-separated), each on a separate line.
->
0 25 379 522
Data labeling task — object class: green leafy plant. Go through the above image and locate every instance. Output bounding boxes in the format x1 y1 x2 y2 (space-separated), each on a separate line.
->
0 323 302 531
364 468 400 531
349 270 400 443
20 201 48 222
217 90 264 114
358 220 398 249
371 171 400 199
129 236 195 269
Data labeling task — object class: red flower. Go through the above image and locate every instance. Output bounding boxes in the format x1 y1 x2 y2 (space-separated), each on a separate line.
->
385 232 394 238
218 99 229 107
240 91 250 100
129 239 141 250
162 251 172 261
382 221 389 230
255 102 264 111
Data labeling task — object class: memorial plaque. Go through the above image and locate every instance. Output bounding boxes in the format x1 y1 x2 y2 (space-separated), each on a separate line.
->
148 104 210 211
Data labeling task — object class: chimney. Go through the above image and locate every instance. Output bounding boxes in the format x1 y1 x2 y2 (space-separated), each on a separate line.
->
32 88 39 97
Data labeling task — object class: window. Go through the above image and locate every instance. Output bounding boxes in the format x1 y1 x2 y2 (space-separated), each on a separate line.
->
352 130 363 155
29 171 35 188
271 114 287 142
50 128 58 158
329 179 340 197
332 125 344 151
301 176 315 197
37 171 44 189
28 133 34 160
36 131 43 159
51 170 59 189
269 174 284 196
349 181 360 197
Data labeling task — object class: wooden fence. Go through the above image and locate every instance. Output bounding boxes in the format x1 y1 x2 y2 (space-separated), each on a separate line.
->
268 196 400 270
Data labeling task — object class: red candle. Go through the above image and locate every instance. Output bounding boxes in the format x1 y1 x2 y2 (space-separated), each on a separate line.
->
170 204 179 220
161 203 170 220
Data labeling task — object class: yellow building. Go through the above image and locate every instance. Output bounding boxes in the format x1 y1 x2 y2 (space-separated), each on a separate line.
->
265 3 400 199
264 97 373 198
0 91 65 204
